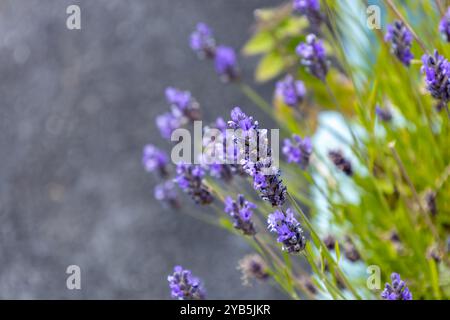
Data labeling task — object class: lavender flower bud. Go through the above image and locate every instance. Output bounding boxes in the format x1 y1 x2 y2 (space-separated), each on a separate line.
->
283 135 312 169
385 21 414 67
190 22 216 58
276 75 306 107
381 273 412 300
142 144 169 177
156 112 183 139
323 234 336 251
424 190 437 216
439 8 450 42
293 0 323 27
421 50 450 110
224 194 257 236
375 105 393 122
154 181 179 208
175 163 214 205
343 237 361 262
268 208 307 254
328 150 353 176
237 254 270 286
296 34 329 81
427 245 442 263
215 45 239 82
168 266 205 300
165 87 201 121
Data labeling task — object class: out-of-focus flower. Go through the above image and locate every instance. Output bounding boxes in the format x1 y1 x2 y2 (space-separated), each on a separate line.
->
439 8 450 42
154 181 179 208
381 273 412 300
156 112 183 139
276 75 306 107
237 254 270 286
296 34 329 81
142 144 169 176
283 135 312 169
421 50 450 111
323 234 336 251
293 0 323 26
190 22 216 58
268 208 307 254
175 163 213 205
343 237 361 262
385 21 414 66
427 245 442 263
168 266 205 300
214 45 239 82
424 190 438 216
375 105 393 122
224 194 257 235
165 87 201 121
328 150 353 176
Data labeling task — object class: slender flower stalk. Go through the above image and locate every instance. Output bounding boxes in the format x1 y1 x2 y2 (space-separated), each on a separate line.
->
168 266 206 300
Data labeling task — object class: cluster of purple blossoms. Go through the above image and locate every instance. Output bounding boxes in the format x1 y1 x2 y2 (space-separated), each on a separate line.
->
283 135 312 169
385 21 414 67
190 23 239 82
292 0 323 27
175 163 214 205
142 144 169 176
439 8 450 42
268 208 307 254
328 150 353 176
296 34 329 81
421 50 450 111
276 75 307 107
237 254 270 286
381 273 413 300
224 194 257 236
156 112 183 139
375 105 393 122
165 87 201 121
154 180 180 208
168 266 205 300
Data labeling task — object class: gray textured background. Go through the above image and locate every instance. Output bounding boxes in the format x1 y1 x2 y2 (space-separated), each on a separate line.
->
0 0 284 299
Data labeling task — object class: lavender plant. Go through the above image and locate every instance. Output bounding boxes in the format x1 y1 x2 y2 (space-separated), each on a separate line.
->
144 0 450 300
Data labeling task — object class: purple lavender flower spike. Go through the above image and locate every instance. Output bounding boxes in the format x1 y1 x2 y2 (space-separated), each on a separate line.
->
142 144 169 176
175 163 213 205
296 34 329 81
293 0 323 26
381 273 413 300
268 208 307 254
282 135 312 169
276 75 306 107
224 194 257 236
385 21 414 67
375 105 393 122
165 87 201 121
328 150 353 176
215 45 239 82
154 181 179 208
439 8 450 42
421 50 450 111
168 266 205 300
156 112 182 139
190 22 216 58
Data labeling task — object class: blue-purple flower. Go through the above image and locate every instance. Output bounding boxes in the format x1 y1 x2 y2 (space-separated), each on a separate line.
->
142 144 169 176
175 163 213 205
381 273 413 300
375 105 393 122
156 112 183 139
276 75 306 107
268 208 307 254
190 22 216 58
224 194 257 235
215 45 239 82
385 21 414 67
296 34 329 81
293 0 323 26
168 266 205 300
165 87 201 121
439 8 450 42
328 150 353 176
154 181 179 208
421 50 450 110
283 135 312 169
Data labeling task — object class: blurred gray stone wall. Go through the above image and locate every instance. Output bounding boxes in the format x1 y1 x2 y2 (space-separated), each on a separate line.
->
0 0 283 299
